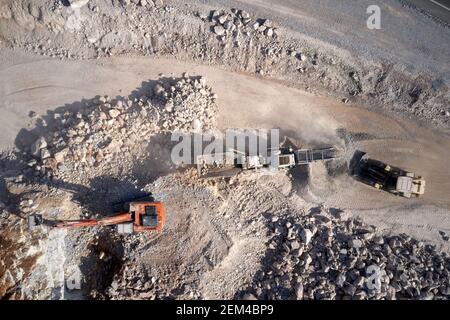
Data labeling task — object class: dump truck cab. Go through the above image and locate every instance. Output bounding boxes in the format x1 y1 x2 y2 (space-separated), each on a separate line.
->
395 175 426 198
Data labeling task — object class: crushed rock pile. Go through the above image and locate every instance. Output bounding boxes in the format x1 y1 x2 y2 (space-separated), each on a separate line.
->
23 74 217 181
154 73 218 132
239 207 450 300
121 0 165 7
105 262 181 300
205 8 278 43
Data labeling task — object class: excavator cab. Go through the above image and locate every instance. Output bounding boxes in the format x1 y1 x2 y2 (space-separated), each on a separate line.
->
142 205 158 227
116 201 165 234
130 201 165 231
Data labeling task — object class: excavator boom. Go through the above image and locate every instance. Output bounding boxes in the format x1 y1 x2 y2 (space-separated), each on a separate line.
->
51 213 132 228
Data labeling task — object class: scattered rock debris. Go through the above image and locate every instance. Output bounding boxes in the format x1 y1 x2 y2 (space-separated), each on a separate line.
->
208 8 277 42
18 74 217 184
237 208 450 300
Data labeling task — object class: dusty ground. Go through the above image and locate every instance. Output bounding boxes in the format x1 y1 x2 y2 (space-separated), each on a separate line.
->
0 0 450 300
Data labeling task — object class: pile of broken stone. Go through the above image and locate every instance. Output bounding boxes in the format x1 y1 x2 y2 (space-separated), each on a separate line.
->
25 74 217 178
241 208 450 300
106 263 169 300
153 73 218 132
119 0 163 7
207 8 277 41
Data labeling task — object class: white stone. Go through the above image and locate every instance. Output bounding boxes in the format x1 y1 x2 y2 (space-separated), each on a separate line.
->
265 28 274 37
40 148 51 159
69 0 90 9
109 109 121 118
54 148 69 163
218 15 227 25
213 25 225 36
31 137 47 157
295 282 304 299
290 240 300 250
240 11 250 19
300 228 313 245
349 238 363 249
191 118 202 131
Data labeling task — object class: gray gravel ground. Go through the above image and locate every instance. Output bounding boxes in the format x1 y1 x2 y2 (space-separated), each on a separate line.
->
188 0 450 79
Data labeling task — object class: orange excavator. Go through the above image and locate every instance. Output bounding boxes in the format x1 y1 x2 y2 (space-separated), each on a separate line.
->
27 201 166 234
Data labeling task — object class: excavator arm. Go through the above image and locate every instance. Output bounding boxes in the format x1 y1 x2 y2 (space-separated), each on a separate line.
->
28 212 133 230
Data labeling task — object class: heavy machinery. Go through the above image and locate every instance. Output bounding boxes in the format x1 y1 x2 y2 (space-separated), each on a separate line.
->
27 201 166 234
197 139 340 179
349 150 425 198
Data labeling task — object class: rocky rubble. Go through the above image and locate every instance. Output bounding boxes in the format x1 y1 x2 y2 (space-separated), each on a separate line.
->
153 73 218 132
22 74 217 181
239 208 450 300
120 0 164 7
205 8 278 43
106 262 179 300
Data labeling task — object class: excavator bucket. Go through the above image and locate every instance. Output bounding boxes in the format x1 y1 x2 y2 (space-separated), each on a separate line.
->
28 214 44 230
